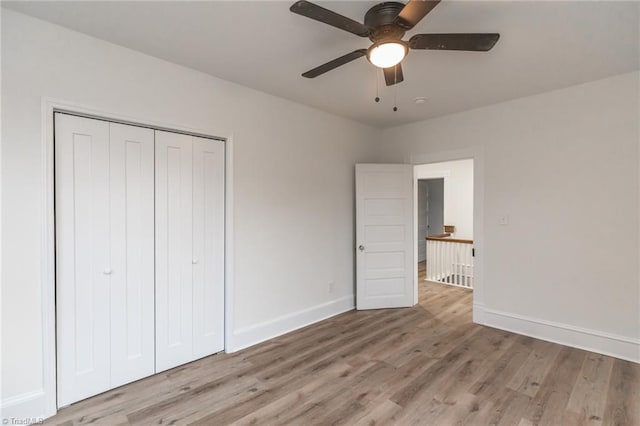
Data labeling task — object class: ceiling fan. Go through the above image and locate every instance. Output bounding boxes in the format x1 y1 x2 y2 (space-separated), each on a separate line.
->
290 0 500 86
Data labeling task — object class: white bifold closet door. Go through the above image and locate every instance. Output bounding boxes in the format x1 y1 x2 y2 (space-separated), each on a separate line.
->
155 130 225 372
56 114 155 406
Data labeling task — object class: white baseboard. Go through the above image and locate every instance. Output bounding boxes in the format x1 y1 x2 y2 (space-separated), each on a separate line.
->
479 306 640 364
1 389 48 423
472 302 486 324
227 295 355 353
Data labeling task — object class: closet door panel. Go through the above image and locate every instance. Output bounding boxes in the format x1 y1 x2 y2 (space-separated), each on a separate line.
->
109 123 155 386
55 114 111 406
155 130 194 372
192 137 225 358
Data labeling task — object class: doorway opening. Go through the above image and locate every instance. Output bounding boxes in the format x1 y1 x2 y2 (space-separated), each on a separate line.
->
414 159 474 304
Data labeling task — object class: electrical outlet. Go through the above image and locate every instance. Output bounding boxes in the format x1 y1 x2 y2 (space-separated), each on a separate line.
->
499 215 509 225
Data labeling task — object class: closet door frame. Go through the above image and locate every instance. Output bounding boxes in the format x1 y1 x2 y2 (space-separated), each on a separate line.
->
41 99 235 416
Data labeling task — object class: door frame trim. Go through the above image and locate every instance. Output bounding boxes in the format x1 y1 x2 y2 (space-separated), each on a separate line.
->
40 97 235 417
409 148 484 319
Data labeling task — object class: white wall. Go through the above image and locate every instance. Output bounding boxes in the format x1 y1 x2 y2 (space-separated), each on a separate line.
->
381 71 640 362
415 159 474 239
0 9 379 418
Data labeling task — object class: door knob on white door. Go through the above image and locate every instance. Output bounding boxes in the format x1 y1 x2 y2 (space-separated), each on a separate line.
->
358 245 365 251
103 268 112 275
192 258 199 264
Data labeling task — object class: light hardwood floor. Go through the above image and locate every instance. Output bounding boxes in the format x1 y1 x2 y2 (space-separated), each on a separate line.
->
47 261 639 425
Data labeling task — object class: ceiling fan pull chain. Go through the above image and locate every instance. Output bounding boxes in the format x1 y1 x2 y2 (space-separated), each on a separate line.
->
393 67 398 112
375 67 380 103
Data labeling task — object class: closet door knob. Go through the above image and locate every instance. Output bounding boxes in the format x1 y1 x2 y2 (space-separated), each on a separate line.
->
103 268 112 275
192 258 199 264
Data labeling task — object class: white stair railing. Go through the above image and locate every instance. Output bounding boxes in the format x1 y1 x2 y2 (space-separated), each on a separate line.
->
426 236 474 289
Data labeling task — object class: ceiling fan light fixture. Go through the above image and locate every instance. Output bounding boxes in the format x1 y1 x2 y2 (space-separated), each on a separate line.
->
367 41 408 68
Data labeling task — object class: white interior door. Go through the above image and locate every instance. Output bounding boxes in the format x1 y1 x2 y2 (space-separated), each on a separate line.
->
192 137 225 358
56 115 155 406
356 164 415 310
56 114 111 406
109 123 155 387
155 130 194 372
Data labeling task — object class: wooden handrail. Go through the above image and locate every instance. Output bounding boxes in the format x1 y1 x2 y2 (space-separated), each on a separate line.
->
426 235 473 245
428 233 451 239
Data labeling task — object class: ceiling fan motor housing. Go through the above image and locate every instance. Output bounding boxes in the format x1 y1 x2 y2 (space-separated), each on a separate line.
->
365 2 407 42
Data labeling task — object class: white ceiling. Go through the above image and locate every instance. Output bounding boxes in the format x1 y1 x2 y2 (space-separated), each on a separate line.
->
4 1 639 127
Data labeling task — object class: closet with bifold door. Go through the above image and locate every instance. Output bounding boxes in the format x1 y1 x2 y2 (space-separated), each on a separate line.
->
55 113 225 407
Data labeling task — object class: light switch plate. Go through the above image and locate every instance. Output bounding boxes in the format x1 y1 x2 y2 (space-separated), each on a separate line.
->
499 215 509 225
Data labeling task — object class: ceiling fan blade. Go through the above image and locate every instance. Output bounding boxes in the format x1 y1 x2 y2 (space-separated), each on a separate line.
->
290 1 370 37
394 0 441 30
409 33 500 51
383 63 404 86
302 49 368 78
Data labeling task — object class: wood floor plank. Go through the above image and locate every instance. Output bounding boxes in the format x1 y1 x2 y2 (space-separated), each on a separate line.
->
389 327 511 421
565 352 615 425
126 372 261 424
432 329 516 405
524 346 587 426
288 361 395 426
507 339 563 397
352 398 402 425
230 361 357 425
469 335 536 397
44 261 640 425
431 391 484 425
602 359 640 426
489 390 533 426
